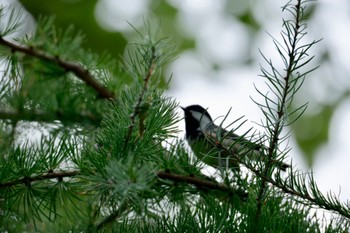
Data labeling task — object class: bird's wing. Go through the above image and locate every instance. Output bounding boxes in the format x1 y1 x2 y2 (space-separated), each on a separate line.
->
203 124 262 152
202 124 290 171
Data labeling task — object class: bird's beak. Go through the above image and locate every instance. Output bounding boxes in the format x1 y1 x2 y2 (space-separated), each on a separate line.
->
180 106 185 111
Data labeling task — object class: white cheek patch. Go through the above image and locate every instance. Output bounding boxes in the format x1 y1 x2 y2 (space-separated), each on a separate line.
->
191 111 212 130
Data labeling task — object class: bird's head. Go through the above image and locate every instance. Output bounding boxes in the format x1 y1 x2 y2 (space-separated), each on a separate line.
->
181 105 213 138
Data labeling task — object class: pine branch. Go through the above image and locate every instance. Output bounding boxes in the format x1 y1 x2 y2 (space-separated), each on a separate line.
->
95 201 129 230
255 0 314 220
157 171 247 198
0 170 80 189
94 170 247 230
236 156 350 220
123 49 156 148
0 36 115 99
0 167 245 198
93 170 247 230
0 108 101 125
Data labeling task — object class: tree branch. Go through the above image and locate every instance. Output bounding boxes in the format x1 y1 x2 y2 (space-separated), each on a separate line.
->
0 108 101 125
256 0 305 220
0 168 246 200
94 170 247 230
123 51 156 149
157 170 247 199
0 170 80 189
95 201 129 230
0 36 115 99
237 156 350 220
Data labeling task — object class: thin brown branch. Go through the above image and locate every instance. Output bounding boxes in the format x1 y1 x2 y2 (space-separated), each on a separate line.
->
0 167 245 198
95 170 247 229
95 201 129 230
123 58 156 149
0 36 115 99
0 108 101 125
0 170 80 189
157 171 247 199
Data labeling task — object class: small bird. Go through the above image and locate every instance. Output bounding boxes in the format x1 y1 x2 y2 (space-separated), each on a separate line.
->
182 105 289 171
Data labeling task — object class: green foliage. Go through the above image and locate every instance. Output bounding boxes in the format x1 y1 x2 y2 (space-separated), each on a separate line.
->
0 1 350 232
19 0 127 57
0 6 25 36
293 105 332 166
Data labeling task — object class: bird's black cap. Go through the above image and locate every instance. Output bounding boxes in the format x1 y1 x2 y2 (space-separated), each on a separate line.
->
181 105 213 139
181 105 212 121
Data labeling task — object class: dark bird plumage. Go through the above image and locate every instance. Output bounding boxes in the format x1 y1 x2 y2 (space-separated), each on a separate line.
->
182 105 289 171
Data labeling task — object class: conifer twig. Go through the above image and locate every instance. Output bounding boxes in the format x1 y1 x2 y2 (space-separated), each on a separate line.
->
95 170 248 229
123 48 156 149
157 171 247 198
0 108 101 125
255 0 312 220
234 155 350 219
0 36 115 99
1 168 246 199
0 170 80 189
95 201 129 230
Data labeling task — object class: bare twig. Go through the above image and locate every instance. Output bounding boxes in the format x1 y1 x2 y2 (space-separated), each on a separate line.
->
0 37 115 99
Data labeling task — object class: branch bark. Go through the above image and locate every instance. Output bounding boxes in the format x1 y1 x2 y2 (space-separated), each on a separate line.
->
0 37 115 99
0 168 246 200
0 170 80 189
157 170 247 199
0 108 101 125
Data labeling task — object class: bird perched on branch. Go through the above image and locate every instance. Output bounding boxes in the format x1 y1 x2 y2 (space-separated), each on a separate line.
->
182 105 289 171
